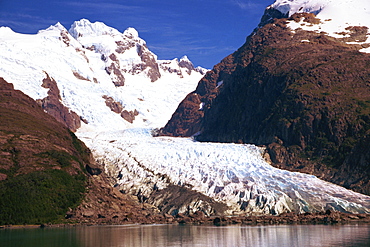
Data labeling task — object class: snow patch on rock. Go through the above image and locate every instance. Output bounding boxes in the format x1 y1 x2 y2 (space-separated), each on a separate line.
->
270 0 370 50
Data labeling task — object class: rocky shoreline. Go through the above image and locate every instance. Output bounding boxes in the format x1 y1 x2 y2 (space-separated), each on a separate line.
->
2 210 369 229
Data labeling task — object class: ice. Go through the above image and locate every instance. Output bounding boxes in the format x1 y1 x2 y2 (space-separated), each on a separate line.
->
77 128 370 215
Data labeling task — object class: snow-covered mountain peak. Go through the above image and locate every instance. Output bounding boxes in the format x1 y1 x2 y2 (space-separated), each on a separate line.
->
180 55 190 62
179 55 194 70
270 0 369 16
269 0 329 16
123 27 139 39
42 22 67 33
269 0 370 27
0 19 207 131
69 19 122 39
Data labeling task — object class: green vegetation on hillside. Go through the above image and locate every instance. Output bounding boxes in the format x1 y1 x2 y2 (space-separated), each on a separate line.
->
0 170 85 225
0 78 88 225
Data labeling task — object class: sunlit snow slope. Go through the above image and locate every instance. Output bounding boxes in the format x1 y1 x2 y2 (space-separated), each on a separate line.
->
1 13 370 216
0 19 206 131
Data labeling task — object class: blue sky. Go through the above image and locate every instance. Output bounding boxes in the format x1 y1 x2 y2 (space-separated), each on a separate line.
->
0 0 274 68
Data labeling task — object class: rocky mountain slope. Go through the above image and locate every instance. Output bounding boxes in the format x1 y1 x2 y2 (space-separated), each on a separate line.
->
160 0 370 195
0 78 90 224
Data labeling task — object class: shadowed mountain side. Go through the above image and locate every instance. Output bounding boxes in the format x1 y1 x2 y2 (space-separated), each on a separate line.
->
159 13 370 196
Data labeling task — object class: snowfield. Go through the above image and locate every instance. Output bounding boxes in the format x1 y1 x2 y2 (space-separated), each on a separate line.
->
0 20 206 132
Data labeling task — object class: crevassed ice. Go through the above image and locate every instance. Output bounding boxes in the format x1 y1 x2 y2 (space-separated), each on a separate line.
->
77 128 370 215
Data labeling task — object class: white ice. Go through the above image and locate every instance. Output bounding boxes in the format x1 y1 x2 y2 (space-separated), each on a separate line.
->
78 128 370 215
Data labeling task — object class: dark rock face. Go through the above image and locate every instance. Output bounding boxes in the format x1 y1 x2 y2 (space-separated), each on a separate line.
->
36 73 81 132
258 7 288 27
160 13 370 195
332 133 370 195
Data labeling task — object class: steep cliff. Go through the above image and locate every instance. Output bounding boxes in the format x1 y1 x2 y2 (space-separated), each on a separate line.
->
160 12 370 195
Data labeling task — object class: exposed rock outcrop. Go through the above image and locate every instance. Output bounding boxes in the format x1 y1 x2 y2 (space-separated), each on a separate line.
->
136 44 161 82
147 185 228 216
36 73 81 132
102 95 124 114
121 109 139 123
105 53 125 87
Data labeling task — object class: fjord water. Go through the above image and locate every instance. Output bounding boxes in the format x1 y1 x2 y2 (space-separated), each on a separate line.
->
1 224 370 247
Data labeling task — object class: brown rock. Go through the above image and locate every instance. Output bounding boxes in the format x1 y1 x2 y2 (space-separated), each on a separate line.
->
0 173 7 181
37 72 81 132
121 109 139 123
85 163 102 176
105 62 125 87
136 44 161 82
102 95 124 114
83 211 95 218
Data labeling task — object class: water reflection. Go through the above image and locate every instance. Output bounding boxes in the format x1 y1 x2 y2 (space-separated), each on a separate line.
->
1 224 370 247
0 227 80 247
76 224 370 247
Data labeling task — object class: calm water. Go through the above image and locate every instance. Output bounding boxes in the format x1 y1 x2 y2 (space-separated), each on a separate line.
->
1 224 370 247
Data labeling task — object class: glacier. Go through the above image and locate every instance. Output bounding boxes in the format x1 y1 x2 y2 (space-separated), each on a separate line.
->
78 128 370 215
0 14 370 216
